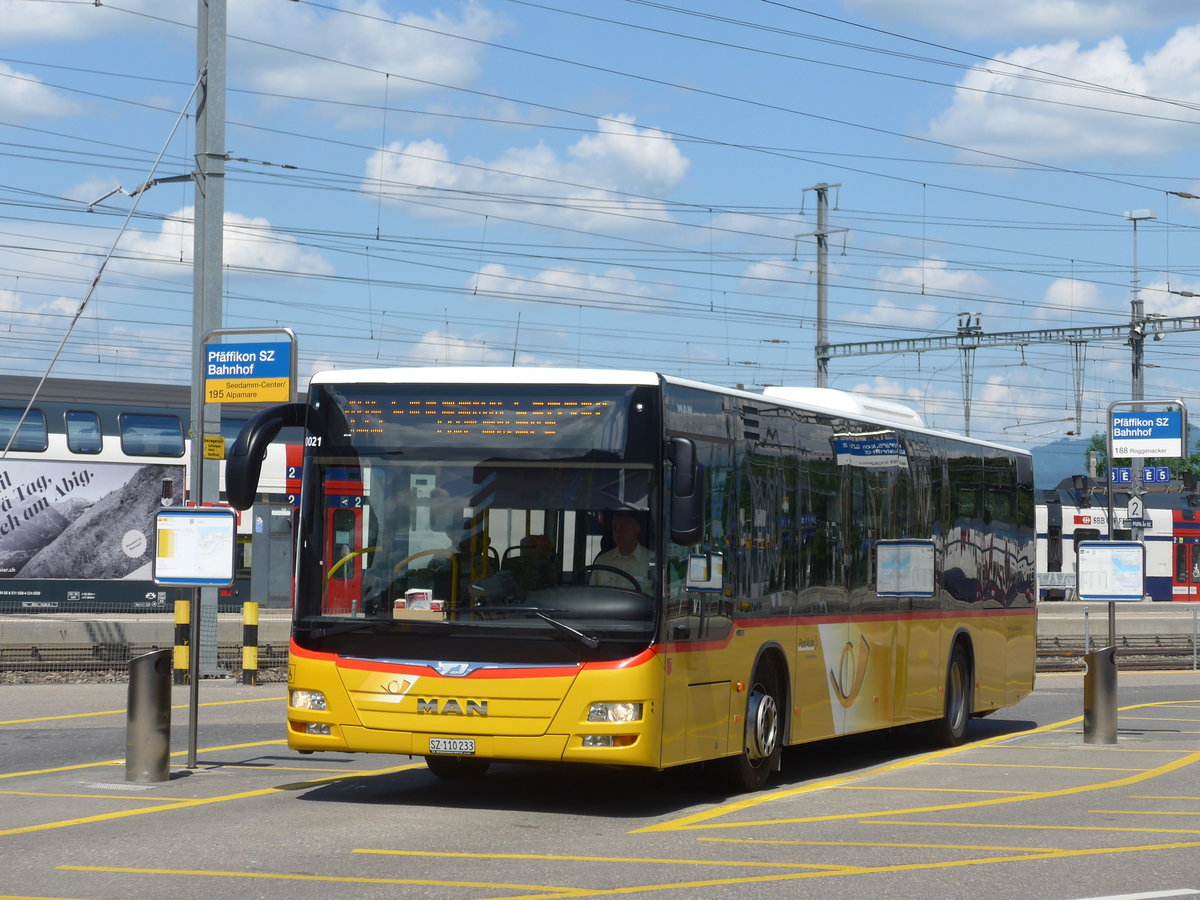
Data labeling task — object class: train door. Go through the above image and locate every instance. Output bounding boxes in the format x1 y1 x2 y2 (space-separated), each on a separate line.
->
1172 511 1200 601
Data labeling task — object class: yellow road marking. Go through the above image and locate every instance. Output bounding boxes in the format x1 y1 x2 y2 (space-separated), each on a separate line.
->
58 865 588 894
0 694 284 726
354 848 862 871
0 790 175 803
0 758 422 836
637 714 1200 834
871 819 1200 835
924 762 1146 771
831 785 1034 795
697 836 1062 853
1090 809 1200 817
0 739 288 780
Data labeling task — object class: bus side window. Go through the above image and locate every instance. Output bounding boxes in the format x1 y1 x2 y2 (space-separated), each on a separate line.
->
65 410 103 454
119 413 185 457
0 407 48 452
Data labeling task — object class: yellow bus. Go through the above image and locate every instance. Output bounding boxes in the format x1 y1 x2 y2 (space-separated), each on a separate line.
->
227 368 1036 791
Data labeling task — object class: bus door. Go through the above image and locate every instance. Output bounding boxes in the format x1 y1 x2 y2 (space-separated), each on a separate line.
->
1172 511 1200 601
324 467 365 614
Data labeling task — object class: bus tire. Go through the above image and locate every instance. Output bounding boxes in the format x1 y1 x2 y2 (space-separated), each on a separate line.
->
928 642 972 747
424 755 491 780
719 665 782 792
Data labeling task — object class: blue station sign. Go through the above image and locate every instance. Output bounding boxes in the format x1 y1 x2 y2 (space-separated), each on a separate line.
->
1110 410 1183 458
204 341 292 404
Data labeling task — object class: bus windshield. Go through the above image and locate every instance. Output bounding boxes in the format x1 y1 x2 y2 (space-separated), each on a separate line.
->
294 382 661 656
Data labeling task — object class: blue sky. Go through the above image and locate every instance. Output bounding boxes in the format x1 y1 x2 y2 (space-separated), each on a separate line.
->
3 0 1200 449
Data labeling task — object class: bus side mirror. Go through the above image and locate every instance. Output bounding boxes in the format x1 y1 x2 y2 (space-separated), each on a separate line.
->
226 402 307 510
666 436 703 546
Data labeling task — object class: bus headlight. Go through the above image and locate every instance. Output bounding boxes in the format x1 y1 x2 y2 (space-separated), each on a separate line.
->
587 702 643 723
290 690 327 711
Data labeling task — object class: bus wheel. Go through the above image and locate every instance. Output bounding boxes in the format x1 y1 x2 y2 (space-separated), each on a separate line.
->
929 644 971 747
719 666 782 792
425 755 491 780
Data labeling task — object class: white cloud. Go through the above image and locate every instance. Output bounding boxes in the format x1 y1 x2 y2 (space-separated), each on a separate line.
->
845 297 942 328
116 207 332 276
231 0 505 113
878 257 991 296
0 0 162 43
844 0 1195 39
742 258 814 294
928 28 1200 161
0 62 80 119
367 116 689 229
1036 278 1107 320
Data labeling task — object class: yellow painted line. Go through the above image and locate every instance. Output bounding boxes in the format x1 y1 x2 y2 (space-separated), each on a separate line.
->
697 836 1062 853
924 762 1146 771
1090 809 1200 817
1132 795 1200 800
0 694 284 726
58 865 588 894
994 744 1189 753
354 848 863 872
637 724 1200 834
0 760 421 836
870 819 1200 835
0 790 176 803
632 715 1084 834
468 837 1200 900
1121 716 1200 723
0 739 287 780
831 785 1034 795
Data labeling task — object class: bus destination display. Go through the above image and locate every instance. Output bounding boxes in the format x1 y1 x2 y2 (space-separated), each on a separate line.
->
343 397 615 441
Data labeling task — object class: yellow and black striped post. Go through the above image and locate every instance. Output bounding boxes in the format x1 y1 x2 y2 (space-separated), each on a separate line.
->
173 598 190 685
241 601 259 685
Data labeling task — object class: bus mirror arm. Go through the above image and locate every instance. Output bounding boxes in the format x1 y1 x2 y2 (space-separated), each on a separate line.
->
666 436 704 546
226 402 308 510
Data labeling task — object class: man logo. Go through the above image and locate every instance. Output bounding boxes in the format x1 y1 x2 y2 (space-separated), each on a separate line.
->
417 698 488 716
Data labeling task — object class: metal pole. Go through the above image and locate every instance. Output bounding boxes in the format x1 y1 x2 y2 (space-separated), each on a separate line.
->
188 0 226 770
1193 607 1197 671
1083 604 1090 654
814 184 829 388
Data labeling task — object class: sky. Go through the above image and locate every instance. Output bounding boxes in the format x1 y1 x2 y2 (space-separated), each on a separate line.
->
3 0 1200 453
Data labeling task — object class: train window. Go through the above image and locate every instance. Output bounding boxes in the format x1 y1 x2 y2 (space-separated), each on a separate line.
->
0 407 48 452
65 410 103 454
119 413 185 457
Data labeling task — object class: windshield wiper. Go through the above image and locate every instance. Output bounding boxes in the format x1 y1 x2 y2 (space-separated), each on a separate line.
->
301 619 396 639
463 605 599 648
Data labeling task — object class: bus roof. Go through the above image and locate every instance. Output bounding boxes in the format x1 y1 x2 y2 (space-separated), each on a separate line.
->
309 366 661 387
307 366 1028 456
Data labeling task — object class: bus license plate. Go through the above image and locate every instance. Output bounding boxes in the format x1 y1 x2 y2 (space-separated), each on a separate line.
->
429 738 475 755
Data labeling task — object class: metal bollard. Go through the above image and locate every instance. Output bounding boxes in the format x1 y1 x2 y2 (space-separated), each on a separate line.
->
126 648 173 783
1082 645 1118 745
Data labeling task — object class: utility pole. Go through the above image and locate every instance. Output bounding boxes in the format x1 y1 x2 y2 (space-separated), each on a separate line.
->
1125 210 1155 487
187 0 226 767
804 183 844 388
956 313 982 436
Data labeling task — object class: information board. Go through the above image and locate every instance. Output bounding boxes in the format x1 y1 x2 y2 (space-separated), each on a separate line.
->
1076 540 1145 602
876 539 935 597
152 507 237 587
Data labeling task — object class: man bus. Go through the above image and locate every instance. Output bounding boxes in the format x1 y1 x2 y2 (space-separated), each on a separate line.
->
227 367 1036 791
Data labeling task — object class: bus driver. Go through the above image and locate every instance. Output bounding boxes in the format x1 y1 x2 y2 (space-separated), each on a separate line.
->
591 509 652 592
